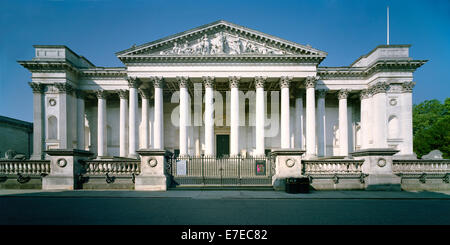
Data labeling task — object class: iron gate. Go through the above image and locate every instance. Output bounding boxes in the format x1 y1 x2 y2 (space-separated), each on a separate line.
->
167 155 274 187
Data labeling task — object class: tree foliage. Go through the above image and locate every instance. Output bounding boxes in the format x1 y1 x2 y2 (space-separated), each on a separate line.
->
413 98 450 158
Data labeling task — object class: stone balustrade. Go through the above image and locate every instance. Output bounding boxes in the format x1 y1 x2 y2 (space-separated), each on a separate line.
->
303 160 364 175
0 160 50 175
392 160 450 174
82 160 140 175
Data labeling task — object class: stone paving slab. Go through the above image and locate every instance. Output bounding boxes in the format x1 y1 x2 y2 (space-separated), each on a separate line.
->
0 189 449 199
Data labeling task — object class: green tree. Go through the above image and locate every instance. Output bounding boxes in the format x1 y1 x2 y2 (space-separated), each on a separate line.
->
413 98 450 158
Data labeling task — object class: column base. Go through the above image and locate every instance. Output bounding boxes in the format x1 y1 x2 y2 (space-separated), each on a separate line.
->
135 175 169 191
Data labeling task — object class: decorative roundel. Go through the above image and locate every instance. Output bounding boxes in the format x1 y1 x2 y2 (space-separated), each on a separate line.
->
49 98 57 106
389 98 397 106
148 158 158 168
57 158 67 168
377 158 387 168
285 158 295 168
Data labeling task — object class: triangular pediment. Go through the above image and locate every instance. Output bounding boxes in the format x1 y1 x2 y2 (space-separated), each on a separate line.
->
116 20 327 59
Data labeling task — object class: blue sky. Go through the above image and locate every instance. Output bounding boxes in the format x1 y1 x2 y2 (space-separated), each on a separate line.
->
0 0 449 122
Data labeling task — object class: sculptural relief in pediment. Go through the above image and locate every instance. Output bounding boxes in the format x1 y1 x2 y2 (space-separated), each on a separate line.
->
157 32 291 56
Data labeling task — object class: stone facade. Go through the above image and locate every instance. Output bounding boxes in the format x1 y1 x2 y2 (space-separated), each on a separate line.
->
0 116 33 159
10 20 445 191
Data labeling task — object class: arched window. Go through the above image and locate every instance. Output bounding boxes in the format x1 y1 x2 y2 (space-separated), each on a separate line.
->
48 116 58 139
388 115 400 139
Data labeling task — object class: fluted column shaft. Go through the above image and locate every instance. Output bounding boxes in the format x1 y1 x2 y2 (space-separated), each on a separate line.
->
76 90 85 150
402 82 415 155
280 76 292 149
372 82 389 148
305 77 317 157
96 90 107 157
29 83 44 160
255 76 266 156
128 78 140 158
359 89 371 149
118 90 128 157
139 89 150 149
152 77 164 149
338 89 349 156
230 76 240 156
317 90 327 157
294 94 304 149
178 77 189 156
203 77 215 156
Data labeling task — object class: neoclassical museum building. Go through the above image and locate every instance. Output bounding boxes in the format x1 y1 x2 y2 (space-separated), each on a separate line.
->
9 20 447 191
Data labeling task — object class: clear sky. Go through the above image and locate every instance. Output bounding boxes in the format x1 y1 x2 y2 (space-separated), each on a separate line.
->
0 0 449 122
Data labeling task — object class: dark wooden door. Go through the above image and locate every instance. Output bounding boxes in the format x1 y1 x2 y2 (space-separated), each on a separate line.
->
216 134 230 158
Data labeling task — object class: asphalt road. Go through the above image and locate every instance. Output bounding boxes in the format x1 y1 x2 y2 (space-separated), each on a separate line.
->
1 196 449 225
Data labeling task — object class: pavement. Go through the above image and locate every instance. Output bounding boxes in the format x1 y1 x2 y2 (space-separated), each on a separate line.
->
1 189 450 199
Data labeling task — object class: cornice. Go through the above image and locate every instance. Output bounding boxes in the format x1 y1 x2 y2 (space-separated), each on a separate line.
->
318 59 427 79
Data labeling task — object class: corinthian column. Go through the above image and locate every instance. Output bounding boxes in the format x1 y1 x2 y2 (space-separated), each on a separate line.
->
29 82 45 160
280 76 292 149
152 77 164 149
255 76 266 156
118 89 128 157
317 89 327 157
371 82 389 148
96 90 107 157
178 76 189 156
128 77 141 158
338 89 350 156
203 76 215 156
359 89 371 149
305 76 317 157
401 82 415 156
229 76 240 156
139 88 151 149
75 90 86 150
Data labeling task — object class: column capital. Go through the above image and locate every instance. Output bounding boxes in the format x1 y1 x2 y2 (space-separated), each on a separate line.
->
305 76 319 88
28 82 44 94
127 77 142 88
138 88 151 99
337 89 351 100
359 89 371 100
117 89 129 99
75 89 86 99
202 76 215 88
177 76 189 88
316 89 328 99
150 76 164 88
229 76 240 88
402 81 415 93
54 83 74 94
95 90 108 99
254 76 267 89
370 82 389 95
280 76 293 88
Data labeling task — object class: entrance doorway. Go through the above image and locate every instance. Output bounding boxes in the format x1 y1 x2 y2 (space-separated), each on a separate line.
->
216 134 230 158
